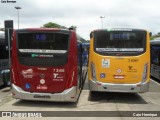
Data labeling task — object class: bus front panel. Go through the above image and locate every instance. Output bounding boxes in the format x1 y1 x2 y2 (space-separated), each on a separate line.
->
11 29 80 102
88 29 150 93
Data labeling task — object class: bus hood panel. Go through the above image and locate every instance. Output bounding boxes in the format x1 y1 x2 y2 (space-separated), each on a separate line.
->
96 57 146 84
17 66 67 93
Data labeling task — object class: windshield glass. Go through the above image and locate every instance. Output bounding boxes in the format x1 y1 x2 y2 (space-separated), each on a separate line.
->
18 32 69 54
17 31 70 66
94 30 146 56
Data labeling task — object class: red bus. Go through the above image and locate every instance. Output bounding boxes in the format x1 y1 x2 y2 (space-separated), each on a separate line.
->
11 28 86 102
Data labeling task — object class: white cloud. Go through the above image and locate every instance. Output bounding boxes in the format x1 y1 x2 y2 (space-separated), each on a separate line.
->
0 0 160 39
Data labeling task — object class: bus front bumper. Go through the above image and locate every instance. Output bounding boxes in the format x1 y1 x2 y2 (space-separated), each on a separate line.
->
89 80 149 93
11 84 78 102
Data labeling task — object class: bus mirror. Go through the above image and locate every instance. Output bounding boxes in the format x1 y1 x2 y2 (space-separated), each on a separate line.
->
150 32 152 37
90 33 93 38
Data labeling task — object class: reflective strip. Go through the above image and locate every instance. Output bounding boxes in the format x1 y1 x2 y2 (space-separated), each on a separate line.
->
12 68 16 84
142 63 148 82
71 71 75 83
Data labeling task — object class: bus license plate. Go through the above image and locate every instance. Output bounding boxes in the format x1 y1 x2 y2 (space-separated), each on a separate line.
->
34 95 51 99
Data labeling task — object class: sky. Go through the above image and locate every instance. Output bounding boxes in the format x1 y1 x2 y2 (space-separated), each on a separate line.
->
0 0 160 40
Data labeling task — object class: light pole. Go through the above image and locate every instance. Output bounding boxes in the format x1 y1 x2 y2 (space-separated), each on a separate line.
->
100 16 105 29
15 6 21 29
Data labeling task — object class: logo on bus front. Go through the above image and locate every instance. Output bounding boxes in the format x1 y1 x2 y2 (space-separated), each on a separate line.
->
22 69 33 78
40 74 45 78
22 69 33 75
31 54 53 58
127 66 137 73
117 69 122 73
40 79 45 85
53 73 64 81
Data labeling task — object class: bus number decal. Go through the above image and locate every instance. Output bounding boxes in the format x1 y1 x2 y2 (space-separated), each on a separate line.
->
102 59 110 68
128 59 139 62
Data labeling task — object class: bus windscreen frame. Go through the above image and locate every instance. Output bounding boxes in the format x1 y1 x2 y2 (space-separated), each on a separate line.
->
93 30 147 56
16 30 71 67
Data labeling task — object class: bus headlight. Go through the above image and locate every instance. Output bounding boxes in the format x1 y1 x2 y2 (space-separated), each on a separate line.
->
142 63 148 83
91 62 97 81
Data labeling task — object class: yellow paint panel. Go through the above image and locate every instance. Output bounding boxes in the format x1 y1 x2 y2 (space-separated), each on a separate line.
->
88 30 150 84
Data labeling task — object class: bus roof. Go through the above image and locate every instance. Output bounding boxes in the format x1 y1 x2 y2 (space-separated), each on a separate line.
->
14 28 74 32
91 28 147 32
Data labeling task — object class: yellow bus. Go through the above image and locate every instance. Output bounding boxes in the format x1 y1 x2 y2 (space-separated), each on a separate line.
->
88 28 150 93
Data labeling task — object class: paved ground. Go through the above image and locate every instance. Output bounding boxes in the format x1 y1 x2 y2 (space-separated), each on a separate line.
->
0 78 160 120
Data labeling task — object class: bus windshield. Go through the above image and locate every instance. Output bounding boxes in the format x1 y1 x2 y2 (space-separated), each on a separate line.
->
18 32 69 54
94 31 146 56
17 31 70 67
